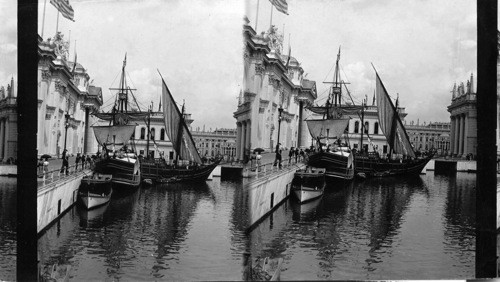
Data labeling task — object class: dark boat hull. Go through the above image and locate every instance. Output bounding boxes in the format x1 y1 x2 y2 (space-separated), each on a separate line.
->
307 151 354 181
93 158 141 188
140 159 220 183
354 154 433 177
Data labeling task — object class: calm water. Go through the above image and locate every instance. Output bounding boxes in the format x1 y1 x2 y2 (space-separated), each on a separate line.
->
250 172 476 280
0 177 16 281
38 178 249 281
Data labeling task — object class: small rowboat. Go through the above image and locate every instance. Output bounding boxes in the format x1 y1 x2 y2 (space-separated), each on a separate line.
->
79 173 113 210
291 167 326 203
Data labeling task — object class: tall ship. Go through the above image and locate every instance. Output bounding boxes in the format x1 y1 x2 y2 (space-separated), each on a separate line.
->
353 67 433 177
91 55 147 189
139 72 220 183
305 48 356 182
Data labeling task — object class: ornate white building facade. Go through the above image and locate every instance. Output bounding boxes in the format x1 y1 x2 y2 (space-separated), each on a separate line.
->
37 32 103 158
447 73 477 157
235 18 317 161
0 77 17 163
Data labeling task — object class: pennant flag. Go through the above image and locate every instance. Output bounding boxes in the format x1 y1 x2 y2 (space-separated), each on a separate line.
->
285 45 291 68
158 97 162 112
269 0 288 15
71 52 77 75
50 0 75 22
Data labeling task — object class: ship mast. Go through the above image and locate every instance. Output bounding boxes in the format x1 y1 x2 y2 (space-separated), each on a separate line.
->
109 53 136 124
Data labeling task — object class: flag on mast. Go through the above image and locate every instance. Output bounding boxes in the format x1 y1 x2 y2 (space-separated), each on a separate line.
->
269 0 288 15
50 0 75 22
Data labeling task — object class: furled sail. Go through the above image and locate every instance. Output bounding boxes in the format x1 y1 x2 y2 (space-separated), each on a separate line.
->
92 125 136 151
160 75 202 164
306 118 350 140
375 72 415 158
94 112 149 125
307 105 363 117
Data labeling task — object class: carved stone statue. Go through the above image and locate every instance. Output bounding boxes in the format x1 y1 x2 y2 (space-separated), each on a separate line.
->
0 86 4 99
266 25 283 54
52 32 70 61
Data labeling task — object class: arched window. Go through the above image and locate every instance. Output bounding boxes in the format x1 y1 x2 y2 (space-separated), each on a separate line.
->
151 128 156 140
374 122 379 134
364 121 369 134
140 127 146 139
160 128 165 140
354 121 359 133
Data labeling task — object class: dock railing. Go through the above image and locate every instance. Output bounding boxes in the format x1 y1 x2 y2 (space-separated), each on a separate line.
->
37 163 92 189
243 156 306 179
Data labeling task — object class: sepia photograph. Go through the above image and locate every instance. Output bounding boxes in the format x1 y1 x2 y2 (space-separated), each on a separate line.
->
0 0 498 280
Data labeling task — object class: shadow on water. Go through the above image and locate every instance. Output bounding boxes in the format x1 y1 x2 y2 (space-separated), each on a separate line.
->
250 173 475 280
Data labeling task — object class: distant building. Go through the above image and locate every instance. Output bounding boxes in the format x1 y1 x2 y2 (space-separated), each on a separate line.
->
37 32 103 158
235 18 317 161
0 77 17 163
191 127 237 159
447 73 477 158
406 121 451 156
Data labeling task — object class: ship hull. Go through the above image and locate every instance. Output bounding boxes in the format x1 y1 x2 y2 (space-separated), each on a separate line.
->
94 157 141 189
354 154 433 177
140 159 220 183
307 151 354 182
291 168 326 203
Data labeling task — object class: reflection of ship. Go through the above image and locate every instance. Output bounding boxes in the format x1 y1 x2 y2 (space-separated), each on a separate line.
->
306 48 355 182
92 55 148 189
353 67 433 177
291 168 325 203
78 173 113 209
140 72 220 183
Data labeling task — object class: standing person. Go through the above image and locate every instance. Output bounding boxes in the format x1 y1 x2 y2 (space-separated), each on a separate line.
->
295 147 299 163
274 143 281 167
86 155 91 169
299 148 305 162
62 155 69 175
37 157 44 176
288 147 294 164
81 154 86 170
256 151 262 171
75 153 81 171
60 149 67 173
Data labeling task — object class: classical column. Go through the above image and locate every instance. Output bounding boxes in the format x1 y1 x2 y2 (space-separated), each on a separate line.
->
0 119 4 160
458 114 464 156
3 118 9 160
453 116 460 155
83 107 90 154
297 101 303 147
246 120 251 153
236 122 241 159
240 122 246 160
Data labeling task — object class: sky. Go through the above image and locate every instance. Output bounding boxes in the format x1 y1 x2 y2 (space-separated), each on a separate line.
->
34 0 244 130
0 1 17 89
0 0 483 128
246 0 477 124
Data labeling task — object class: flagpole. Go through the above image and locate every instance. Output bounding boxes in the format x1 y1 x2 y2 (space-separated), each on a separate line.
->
269 3 273 29
255 0 260 32
56 11 60 34
41 0 48 38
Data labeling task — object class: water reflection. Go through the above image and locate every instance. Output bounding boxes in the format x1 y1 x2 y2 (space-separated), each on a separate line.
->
38 178 247 281
250 172 475 280
0 178 16 281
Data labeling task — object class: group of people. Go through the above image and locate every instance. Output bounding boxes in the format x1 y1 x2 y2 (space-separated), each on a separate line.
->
58 150 95 175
